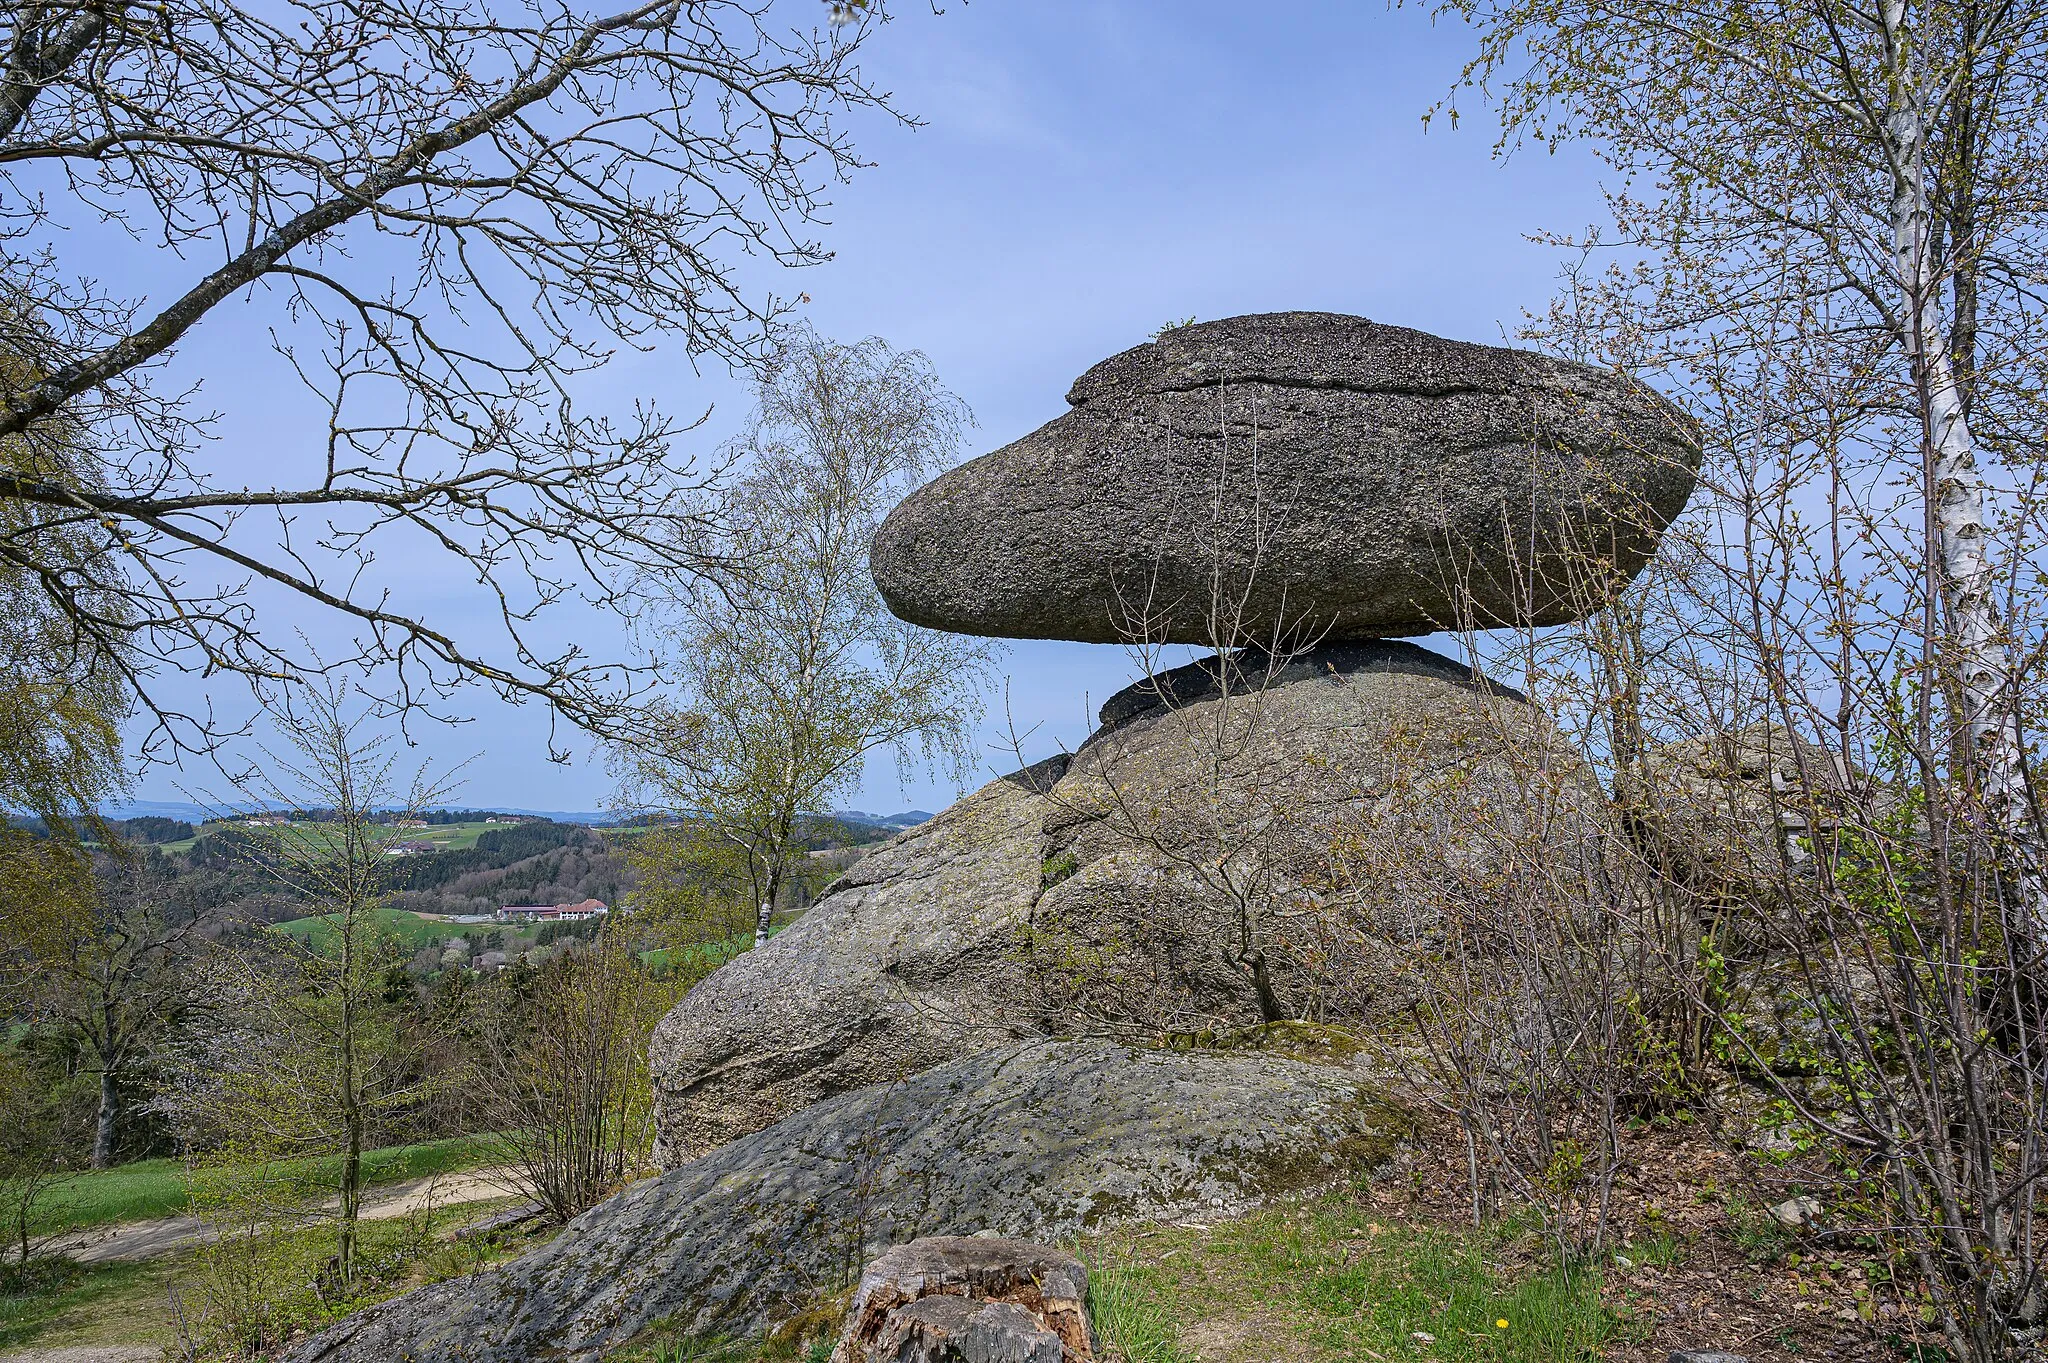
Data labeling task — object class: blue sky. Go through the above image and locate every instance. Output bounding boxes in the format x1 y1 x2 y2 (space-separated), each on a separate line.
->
125 0 1613 816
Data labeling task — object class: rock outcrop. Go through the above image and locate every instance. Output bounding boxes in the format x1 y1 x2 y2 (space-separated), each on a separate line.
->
871 312 1700 645
293 309 1699 1363
651 639 1612 1162
829 1237 1093 1363
1631 724 1881 926
288 1040 1405 1363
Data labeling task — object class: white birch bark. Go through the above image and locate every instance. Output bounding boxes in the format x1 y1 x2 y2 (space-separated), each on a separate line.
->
1882 0 2048 939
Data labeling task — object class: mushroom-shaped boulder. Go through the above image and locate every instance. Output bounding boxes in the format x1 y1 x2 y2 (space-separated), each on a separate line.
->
871 312 1699 644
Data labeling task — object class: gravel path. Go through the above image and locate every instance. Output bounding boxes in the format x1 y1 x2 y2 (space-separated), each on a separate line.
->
45 1168 522 1264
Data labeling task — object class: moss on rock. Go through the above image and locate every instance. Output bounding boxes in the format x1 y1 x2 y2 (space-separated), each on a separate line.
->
289 1040 1413 1363
1155 1020 1371 1067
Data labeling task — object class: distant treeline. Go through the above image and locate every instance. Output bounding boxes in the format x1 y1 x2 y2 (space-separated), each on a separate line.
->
390 810 552 826
122 816 196 843
6 814 195 843
383 822 584 892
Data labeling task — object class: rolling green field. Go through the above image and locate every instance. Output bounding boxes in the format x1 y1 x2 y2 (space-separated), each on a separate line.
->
29 1133 502 1236
272 905 458 952
159 816 516 857
389 819 504 852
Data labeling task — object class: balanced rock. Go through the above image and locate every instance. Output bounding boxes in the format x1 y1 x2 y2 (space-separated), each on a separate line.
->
651 639 1613 1162
287 1040 1404 1363
830 1237 1092 1363
871 312 1700 645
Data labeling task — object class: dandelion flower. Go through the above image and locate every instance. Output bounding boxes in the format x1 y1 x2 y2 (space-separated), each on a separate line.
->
1495 1319 1509 1329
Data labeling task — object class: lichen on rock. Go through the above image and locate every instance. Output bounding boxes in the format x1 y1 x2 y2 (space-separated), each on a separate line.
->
286 1040 1408 1363
650 639 1615 1162
871 311 1701 645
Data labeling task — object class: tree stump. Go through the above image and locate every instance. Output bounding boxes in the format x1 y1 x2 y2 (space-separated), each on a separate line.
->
829 1236 1095 1363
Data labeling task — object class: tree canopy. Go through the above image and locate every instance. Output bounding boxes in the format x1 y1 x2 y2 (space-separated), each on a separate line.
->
622 326 998 942
0 0 897 758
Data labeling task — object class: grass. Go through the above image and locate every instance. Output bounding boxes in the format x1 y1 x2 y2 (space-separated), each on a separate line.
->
385 820 502 852
0 1254 183 1351
31 1132 503 1235
272 904 459 951
2 1194 546 1355
608 1337 774 1363
1088 1258 1195 1363
17 1159 1609 1362
639 932 751 974
599 1191 1616 1363
1085 1193 1614 1363
175 818 506 860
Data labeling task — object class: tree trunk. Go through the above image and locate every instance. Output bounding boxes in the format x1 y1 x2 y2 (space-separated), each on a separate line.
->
92 1067 119 1170
754 861 784 946
1883 4 2048 940
337 890 362 1286
1246 951 1285 1023
339 1110 362 1285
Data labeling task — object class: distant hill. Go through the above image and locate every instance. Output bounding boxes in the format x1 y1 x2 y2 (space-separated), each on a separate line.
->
100 798 282 823
831 810 934 830
100 798 930 831
101 799 629 826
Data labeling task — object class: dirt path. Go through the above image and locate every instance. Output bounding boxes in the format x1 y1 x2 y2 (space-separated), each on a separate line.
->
45 1168 525 1264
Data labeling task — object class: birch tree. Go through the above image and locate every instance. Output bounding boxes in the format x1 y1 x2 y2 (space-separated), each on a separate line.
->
1434 3 2048 1353
0 344 126 832
1437 0 2048 934
621 328 997 946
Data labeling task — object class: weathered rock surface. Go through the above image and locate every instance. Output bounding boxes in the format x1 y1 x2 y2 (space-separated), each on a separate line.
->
859 1297 1064 1363
652 639 1614 1162
829 1237 1092 1363
1630 723 1881 927
871 312 1700 645
287 1040 1405 1363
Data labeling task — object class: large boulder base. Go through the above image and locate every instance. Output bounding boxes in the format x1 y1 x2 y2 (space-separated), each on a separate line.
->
871 311 1700 645
288 1040 1405 1363
652 639 1614 1162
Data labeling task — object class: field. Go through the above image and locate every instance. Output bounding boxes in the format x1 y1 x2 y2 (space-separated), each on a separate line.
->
158 816 524 858
0 1256 184 1353
31 1133 504 1235
272 905 460 952
387 819 516 852
638 931 750 975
